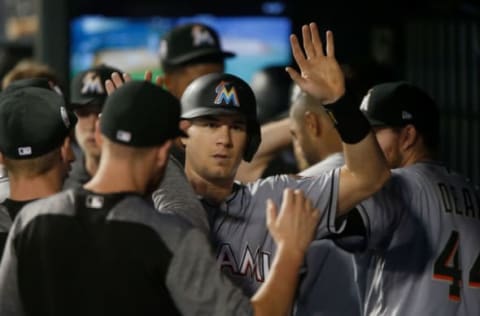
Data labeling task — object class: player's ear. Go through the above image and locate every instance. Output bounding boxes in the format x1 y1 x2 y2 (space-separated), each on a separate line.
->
156 140 172 167
60 136 75 163
94 116 103 148
304 111 321 137
0 152 4 164
400 124 418 151
179 120 190 147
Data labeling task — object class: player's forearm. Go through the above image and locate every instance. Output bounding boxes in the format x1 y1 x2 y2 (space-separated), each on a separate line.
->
236 118 291 182
339 132 390 213
250 243 304 316
323 93 390 215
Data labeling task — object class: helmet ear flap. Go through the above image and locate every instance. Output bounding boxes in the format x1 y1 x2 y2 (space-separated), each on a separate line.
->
243 122 261 162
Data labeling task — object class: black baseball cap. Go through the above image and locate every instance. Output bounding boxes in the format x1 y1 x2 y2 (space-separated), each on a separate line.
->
360 81 439 129
159 23 235 68
100 81 186 147
0 86 77 159
70 64 122 108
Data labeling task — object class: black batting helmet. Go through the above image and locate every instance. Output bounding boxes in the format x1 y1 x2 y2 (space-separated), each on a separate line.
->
180 73 261 162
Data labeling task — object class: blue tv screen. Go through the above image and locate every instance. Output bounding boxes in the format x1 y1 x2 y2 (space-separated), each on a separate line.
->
70 15 292 84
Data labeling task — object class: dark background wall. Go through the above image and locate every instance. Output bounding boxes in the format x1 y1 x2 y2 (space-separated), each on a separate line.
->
1 0 480 185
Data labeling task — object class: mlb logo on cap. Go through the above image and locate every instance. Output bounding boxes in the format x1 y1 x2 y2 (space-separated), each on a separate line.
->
18 147 32 156
116 130 132 143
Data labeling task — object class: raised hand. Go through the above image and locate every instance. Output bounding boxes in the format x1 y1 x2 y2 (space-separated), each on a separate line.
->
266 188 320 259
105 70 165 95
286 22 345 104
105 72 131 95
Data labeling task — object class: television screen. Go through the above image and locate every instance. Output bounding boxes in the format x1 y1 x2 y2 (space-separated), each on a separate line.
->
70 15 292 83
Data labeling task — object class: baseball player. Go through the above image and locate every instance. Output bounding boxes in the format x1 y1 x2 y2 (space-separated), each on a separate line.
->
287 87 361 315
336 81 480 315
63 64 123 190
176 22 390 297
159 22 235 99
0 68 67 202
236 65 299 183
0 84 76 260
0 81 320 316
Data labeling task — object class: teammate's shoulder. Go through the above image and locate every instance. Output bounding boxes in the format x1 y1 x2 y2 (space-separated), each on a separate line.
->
20 190 73 216
9 190 73 234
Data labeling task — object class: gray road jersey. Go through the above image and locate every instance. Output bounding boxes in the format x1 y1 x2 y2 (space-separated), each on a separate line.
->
294 153 362 316
0 189 253 316
152 155 209 234
353 162 480 316
202 169 341 296
299 152 345 177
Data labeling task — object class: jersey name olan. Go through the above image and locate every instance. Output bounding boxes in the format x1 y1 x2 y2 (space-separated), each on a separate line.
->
438 182 480 219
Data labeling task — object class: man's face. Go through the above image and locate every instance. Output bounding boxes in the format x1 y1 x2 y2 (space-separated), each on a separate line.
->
373 126 403 169
183 114 247 183
74 104 102 158
165 63 224 99
289 117 317 167
60 137 76 180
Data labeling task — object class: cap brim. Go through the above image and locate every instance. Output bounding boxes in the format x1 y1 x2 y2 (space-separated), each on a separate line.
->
167 49 236 66
69 98 105 109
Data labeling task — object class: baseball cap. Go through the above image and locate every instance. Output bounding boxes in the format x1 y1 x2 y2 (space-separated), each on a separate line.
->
70 64 122 108
159 23 235 68
0 87 77 159
100 81 186 147
360 81 439 129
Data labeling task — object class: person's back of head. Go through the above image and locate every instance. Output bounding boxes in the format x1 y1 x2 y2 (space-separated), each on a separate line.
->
251 65 293 125
289 84 342 167
158 22 235 98
360 81 439 167
1 59 61 91
95 80 185 193
0 86 77 180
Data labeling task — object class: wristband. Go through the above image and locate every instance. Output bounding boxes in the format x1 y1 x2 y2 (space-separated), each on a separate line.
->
324 92 371 144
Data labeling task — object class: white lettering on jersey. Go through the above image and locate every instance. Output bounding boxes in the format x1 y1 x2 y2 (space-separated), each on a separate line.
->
217 243 272 282
217 243 238 273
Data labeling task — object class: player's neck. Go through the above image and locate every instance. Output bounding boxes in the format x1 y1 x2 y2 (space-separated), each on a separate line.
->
85 159 150 195
185 169 234 205
8 172 62 201
84 153 100 177
402 147 434 167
